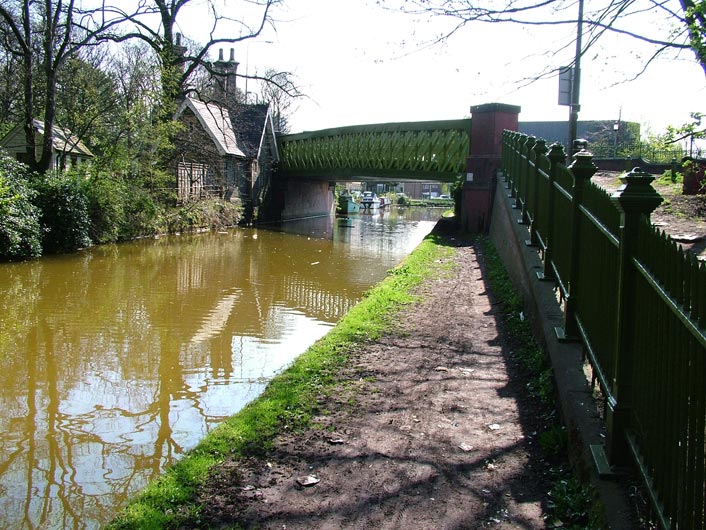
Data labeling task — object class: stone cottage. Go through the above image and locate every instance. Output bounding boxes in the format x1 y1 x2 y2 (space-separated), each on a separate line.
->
171 48 279 220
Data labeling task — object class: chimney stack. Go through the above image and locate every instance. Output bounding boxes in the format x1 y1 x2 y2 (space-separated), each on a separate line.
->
213 48 239 104
175 32 187 71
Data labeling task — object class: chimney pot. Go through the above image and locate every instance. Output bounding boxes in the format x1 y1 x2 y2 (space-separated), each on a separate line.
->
218 49 224 60
230 48 235 61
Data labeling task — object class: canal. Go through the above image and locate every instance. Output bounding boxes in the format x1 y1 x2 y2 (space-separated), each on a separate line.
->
0 207 442 530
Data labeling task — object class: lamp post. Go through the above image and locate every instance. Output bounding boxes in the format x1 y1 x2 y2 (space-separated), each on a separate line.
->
567 0 584 160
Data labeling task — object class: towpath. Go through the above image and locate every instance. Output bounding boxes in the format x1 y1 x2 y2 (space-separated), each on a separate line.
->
195 235 568 529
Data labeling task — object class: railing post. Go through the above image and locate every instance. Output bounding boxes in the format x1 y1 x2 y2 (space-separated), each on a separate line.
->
528 139 548 246
502 131 513 190
605 168 663 466
512 133 528 205
538 143 566 281
557 148 596 341
510 131 521 197
519 135 536 223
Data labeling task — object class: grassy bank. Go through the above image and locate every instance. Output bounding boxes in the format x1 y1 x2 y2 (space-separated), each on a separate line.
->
107 231 456 530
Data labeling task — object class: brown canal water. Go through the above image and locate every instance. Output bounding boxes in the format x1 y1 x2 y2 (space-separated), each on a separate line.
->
0 207 442 530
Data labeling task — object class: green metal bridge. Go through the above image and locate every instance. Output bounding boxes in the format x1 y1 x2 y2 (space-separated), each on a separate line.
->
277 119 472 182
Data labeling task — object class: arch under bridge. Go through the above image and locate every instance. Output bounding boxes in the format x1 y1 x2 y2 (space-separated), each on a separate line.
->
276 119 472 182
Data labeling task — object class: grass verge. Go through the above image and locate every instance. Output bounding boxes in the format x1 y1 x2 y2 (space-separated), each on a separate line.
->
106 232 455 530
480 237 607 530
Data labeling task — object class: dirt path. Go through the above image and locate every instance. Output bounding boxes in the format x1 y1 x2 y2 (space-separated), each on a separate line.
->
196 240 554 529
592 171 706 259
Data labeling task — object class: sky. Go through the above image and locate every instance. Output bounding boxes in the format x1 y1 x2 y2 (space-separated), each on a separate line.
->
180 0 706 138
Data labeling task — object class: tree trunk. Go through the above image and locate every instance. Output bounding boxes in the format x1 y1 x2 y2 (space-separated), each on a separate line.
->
21 1 37 170
680 0 706 78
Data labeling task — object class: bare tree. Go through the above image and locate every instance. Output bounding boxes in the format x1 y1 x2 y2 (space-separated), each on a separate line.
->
0 47 22 135
254 68 300 133
98 0 283 115
380 0 706 80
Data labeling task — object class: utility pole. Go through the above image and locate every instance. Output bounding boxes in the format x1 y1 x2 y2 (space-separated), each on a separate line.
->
568 0 584 159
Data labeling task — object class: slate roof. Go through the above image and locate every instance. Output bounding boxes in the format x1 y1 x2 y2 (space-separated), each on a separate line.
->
177 98 245 157
0 120 94 157
229 103 271 159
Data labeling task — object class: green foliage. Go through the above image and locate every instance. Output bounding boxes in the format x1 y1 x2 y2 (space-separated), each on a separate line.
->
162 199 241 233
396 192 409 206
56 54 119 157
73 164 175 242
547 476 598 529
32 172 92 253
539 425 568 458
123 189 165 238
451 173 464 216
79 168 130 243
655 168 684 188
0 155 42 260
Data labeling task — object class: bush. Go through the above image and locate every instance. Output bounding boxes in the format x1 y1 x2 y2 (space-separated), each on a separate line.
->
0 155 42 260
163 198 241 233
80 169 130 244
75 165 168 241
33 172 91 253
122 187 165 238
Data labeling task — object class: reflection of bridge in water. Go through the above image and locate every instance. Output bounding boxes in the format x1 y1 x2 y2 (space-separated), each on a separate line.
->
279 274 355 321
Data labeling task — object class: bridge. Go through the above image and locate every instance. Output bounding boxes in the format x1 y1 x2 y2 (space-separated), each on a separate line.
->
261 103 520 230
277 119 472 182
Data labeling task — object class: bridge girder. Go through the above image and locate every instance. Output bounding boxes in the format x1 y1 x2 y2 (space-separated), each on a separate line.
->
277 119 471 183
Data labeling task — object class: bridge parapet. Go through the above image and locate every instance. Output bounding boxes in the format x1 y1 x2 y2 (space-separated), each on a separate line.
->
278 119 472 181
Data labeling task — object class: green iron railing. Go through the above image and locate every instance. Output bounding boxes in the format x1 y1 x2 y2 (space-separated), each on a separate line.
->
277 119 472 182
502 130 706 530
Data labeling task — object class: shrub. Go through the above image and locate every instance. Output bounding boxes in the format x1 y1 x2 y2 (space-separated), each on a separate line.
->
0 155 42 260
122 187 165 238
75 164 169 241
163 198 241 233
33 171 91 253
80 169 130 244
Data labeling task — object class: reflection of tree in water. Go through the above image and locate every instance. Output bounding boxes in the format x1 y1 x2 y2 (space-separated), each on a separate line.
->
6 319 190 529
0 218 435 528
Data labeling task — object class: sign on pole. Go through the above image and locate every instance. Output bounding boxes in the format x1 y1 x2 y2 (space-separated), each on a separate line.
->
558 67 573 106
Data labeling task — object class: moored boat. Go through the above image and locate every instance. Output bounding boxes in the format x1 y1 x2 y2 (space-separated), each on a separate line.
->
337 194 361 213
361 191 380 209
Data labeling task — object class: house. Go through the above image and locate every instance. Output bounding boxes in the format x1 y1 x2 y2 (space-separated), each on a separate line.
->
0 119 94 170
171 48 279 217
173 97 245 202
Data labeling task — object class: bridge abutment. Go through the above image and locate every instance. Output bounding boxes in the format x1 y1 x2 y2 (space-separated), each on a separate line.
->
279 179 335 221
462 103 521 233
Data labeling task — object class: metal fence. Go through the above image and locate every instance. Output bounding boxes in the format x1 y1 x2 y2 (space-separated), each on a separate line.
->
502 130 706 530
588 142 694 164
